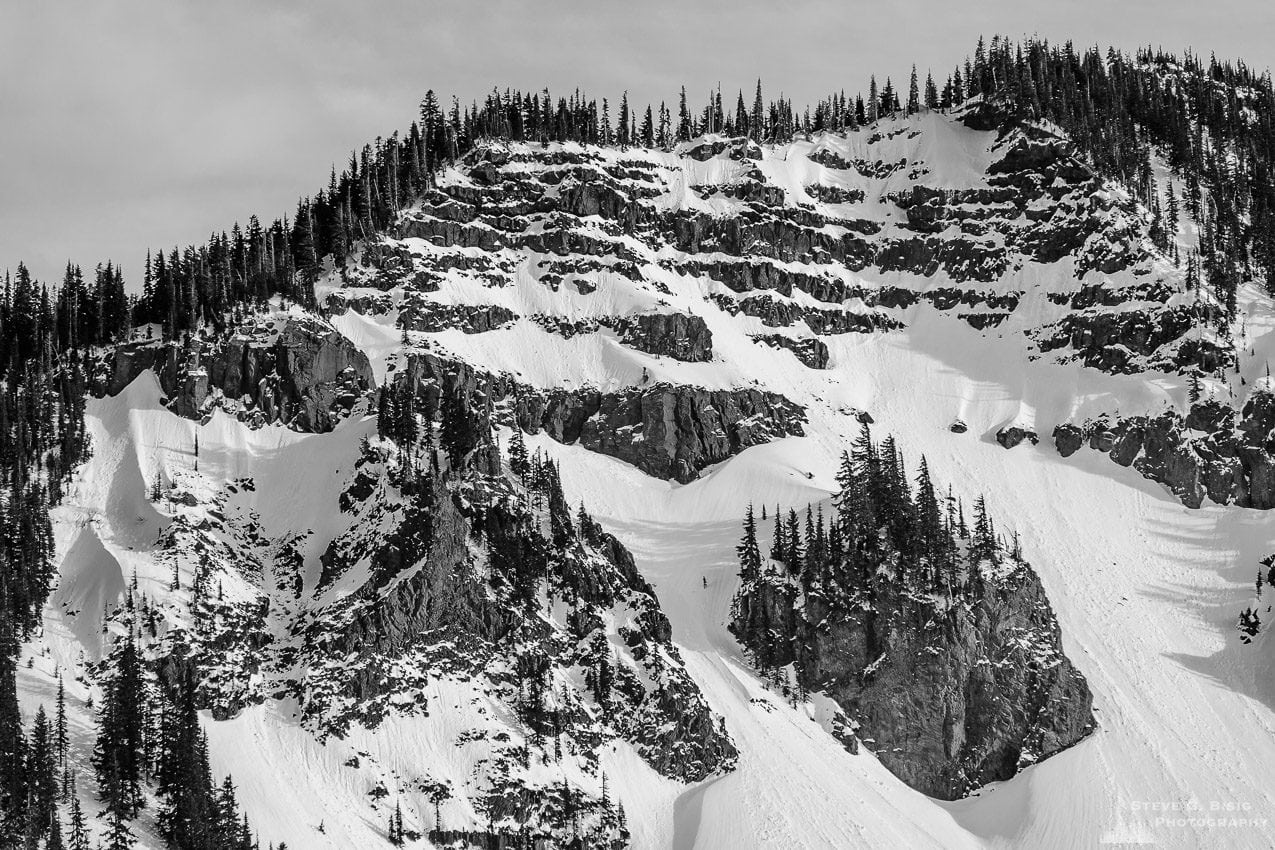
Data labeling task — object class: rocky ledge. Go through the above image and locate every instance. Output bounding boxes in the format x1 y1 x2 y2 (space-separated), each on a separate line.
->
752 334 830 369
731 430 1094 799
99 315 374 431
1054 384 1275 508
393 353 806 483
612 312 713 362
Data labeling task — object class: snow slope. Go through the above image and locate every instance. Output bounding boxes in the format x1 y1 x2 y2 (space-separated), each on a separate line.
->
528 291 1275 848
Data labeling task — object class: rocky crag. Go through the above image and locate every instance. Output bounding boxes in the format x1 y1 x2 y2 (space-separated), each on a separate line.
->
99 313 373 432
730 431 1094 800
100 349 735 847
1054 382 1275 509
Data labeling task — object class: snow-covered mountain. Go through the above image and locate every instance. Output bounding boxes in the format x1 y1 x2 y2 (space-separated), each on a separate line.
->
16 80 1275 849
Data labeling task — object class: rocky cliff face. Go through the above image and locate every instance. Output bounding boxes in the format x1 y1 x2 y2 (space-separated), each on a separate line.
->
391 352 806 484
321 104 1214 446
729 425 1094 800
736 560 1093 799
613 312 713 362
100 313 373 432
1054 384 1275 509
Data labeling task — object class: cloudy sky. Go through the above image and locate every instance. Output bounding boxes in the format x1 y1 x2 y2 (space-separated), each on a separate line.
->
3 1 1273 284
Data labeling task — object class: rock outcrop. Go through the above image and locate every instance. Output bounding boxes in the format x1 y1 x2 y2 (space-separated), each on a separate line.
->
733 529 1093 800
744 562 1092 799
1034 304 1230 375
752 334 830 369
613 312 713 361
1052 386 1275 509
397 300 518 334
395 353 806 483
997 425 1039 449
731 426 1094 799
578 384 804 482
148 376 737 846
100 315 373 432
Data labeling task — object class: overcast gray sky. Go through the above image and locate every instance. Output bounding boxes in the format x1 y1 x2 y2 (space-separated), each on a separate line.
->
3 1 1273 285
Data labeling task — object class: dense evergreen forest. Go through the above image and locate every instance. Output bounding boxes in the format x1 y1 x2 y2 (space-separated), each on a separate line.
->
0 262 91 847
0 268 269 847
2 32 1275 847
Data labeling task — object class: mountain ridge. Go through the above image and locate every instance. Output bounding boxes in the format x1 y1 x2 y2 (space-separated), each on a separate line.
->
7 36 1275 849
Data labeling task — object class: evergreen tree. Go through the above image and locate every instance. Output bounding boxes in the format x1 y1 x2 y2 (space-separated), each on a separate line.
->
93 633 146 820
736 505 762 582
677 86 692 142
55 677 68 792
25 705 56 844
750 80 766 141
769 510 785 564
785 509 803 576
68 794 89 850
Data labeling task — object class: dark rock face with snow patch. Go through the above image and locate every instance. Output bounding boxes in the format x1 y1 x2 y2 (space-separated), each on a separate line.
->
100 315 373 431
613 312 713 361
1053 387 1275 508
395 353 806 483
144 371 736 846
397 300 518 334
734 548 1093 800
997 425 1039 449
753 334 830 369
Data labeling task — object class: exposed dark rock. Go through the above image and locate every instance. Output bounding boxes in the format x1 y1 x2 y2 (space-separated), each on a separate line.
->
613 312 713 361
99 316 373 432
394 353 806 484
1052 423 1083 457
950 419 969 434
369 119 1211 382
961 312 1010 330
683 137 763 161
682 258 850 304
802 306 902 335
398 301 518 334
1055 388 1275 508
325 291 395 316
578 385 805 483
733 549 1094 800
997 425 1039 449
753 334 830 369
713 293 900 336
1035 304 1232 375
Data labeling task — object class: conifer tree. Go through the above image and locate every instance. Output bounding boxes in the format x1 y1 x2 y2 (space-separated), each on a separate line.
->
93 632 146 820
750 80 766 141
55 677 68 792
68 793 89 850
785 509 803 576
769 511 785 564
677 87 692 142
736 505 762 582
617 92 631 147
26 705 57 844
